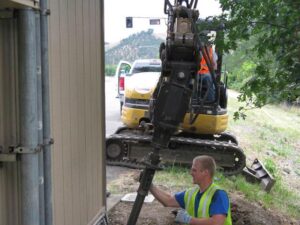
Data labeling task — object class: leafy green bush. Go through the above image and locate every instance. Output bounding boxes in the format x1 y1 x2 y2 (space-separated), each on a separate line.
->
105 64 117 76
227 60 256 91
219 0 300 107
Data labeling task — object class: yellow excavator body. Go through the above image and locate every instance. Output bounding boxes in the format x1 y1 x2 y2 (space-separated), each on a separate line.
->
122 86 228 134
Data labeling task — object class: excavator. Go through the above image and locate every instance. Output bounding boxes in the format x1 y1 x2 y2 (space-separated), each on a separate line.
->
106 0 247 224
106 0 246 175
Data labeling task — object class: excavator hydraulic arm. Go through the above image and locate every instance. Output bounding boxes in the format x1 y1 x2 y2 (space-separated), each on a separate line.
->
126 1 201 224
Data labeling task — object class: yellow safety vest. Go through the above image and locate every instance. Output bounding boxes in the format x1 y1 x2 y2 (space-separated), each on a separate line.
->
183 183 232 225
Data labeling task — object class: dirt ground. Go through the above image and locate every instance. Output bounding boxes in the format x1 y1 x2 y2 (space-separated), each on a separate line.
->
107 170 300 225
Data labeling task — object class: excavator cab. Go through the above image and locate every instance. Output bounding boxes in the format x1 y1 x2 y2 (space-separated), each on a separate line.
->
193 19 228 108
180 18 230 135
194 18 228 108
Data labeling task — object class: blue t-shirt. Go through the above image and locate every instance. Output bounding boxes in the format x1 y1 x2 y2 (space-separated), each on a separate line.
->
174 189 229 217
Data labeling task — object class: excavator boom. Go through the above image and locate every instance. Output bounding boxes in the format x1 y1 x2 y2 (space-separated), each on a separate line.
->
126 1 203 224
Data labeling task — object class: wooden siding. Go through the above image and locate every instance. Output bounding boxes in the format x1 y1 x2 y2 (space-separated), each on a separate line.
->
48 0 105 224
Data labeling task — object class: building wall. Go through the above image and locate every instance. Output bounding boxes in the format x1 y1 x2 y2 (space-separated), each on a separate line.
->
48 0 106 224
0 0 106 224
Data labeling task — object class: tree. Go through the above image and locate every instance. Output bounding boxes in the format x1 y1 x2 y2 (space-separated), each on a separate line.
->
218 0 300 108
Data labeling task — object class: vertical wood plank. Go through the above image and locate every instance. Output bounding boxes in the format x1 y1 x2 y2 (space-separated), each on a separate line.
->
59 0 73 223
68 0 81 224
97 0 106 208
0 21 6 225
90 0 97 214
76 0 88 223
83 0 93 220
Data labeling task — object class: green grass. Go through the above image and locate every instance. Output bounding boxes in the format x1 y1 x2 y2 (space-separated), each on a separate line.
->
263 158 278 176
227 92 300 159
221 174 300 218
154 166 192 190
225 92 300 218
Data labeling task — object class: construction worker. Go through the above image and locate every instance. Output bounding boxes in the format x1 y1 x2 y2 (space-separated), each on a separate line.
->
197 45 217 102
149 155 232 225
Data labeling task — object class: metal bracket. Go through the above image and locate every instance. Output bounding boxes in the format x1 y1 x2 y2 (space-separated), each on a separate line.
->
44 138 54 146
10 138 54 154
40 9 51 16
10 145 42 154
0 139 54 165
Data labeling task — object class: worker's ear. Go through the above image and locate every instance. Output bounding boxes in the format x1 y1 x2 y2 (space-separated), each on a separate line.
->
203 169 209 176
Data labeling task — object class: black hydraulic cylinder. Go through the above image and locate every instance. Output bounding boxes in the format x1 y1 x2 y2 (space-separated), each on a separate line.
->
126 151 160 225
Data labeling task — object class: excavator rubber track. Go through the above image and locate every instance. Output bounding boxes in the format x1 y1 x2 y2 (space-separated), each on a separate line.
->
106 132 246 175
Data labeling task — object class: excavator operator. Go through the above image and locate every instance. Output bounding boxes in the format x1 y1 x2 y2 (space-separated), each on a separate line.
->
196 44 218 102
149 155 232 225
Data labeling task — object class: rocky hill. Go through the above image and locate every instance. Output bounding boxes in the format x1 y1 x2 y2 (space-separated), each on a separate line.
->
105 29 164 65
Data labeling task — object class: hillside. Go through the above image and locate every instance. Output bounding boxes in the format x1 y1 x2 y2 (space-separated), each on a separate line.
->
105 29 163 64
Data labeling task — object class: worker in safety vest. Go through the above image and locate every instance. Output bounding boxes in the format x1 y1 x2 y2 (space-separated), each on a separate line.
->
197 45 218 102
150 155 232 225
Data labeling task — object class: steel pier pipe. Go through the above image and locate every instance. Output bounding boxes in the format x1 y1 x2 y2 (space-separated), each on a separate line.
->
40 0 53 224
18 8 40 225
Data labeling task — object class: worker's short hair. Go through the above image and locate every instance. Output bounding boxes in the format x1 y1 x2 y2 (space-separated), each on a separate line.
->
193 155 216 177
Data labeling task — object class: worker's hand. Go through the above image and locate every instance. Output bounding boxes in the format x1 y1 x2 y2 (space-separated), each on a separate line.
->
174 209 191 224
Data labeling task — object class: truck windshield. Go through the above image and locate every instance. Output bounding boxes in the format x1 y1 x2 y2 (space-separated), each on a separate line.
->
131 66 161 74
129 61 161 75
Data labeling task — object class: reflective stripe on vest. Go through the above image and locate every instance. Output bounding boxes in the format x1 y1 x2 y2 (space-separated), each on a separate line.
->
198 47 213 74
183 183 232 225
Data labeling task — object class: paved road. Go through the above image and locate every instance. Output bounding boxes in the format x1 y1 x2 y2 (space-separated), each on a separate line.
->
105 76 134 183
105 76 122 137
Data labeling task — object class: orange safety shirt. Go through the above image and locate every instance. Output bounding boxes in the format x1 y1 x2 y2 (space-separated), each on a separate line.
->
198 47 213 75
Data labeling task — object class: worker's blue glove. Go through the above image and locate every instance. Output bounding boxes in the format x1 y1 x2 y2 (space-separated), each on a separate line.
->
174 209 192 224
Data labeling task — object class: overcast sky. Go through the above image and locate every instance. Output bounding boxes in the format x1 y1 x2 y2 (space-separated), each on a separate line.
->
104 0 222 44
